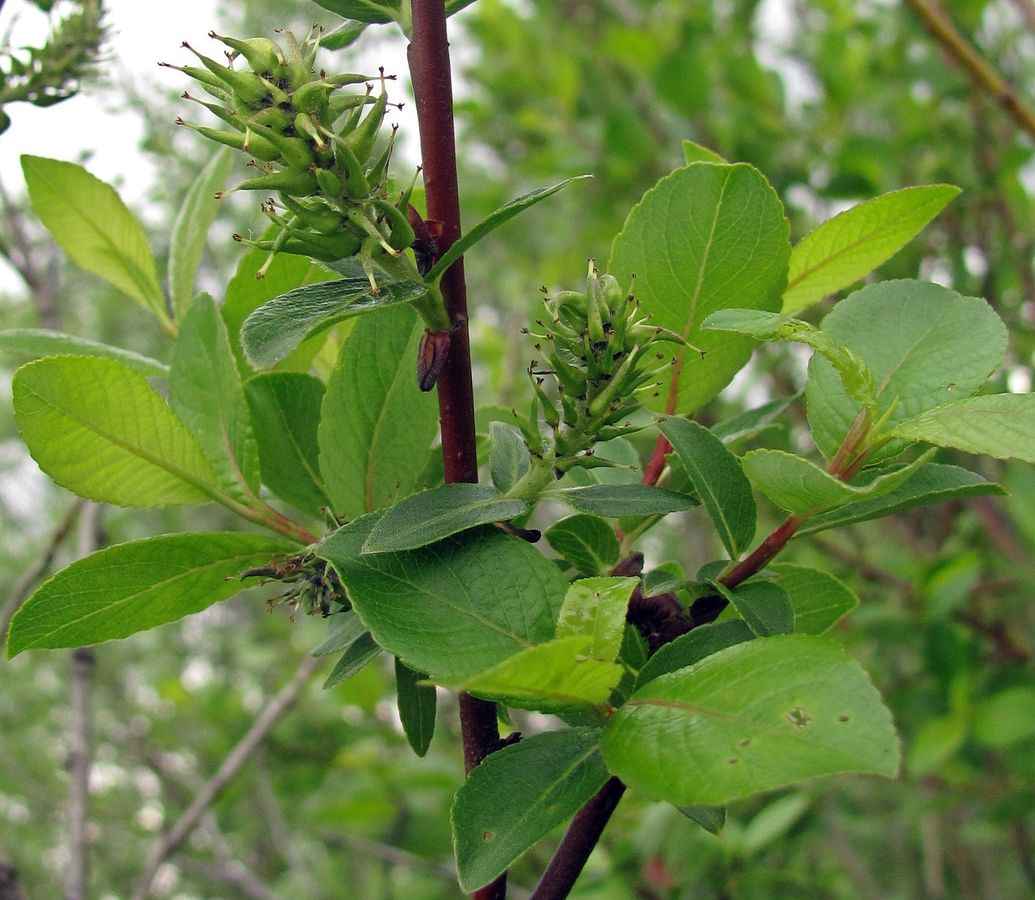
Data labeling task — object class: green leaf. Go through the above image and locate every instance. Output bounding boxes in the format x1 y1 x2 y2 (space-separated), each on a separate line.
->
703 309 877 410
741 448 933 515
887 394 1035 463
362 484 528 553
659 417 756 557
322 19 368 49
222 247 337 374
395 657 436 756
677 804 726 836
489 420 530 492
552 484 697 517
240 265 428 369
782 185 961 314
318 304 439 520
245 373 331 517
770 565 858 634
972 687 1035 748
311 610 367 657
712 396 796 445
636 621 754 688
602 634 900 806
0 328 169 376
170 294 259 500
556 577 638 661
799 463 1003 536
682 139 728 165
318 519 566 682
424 177 590 284
713 580 794 637
544 515 621 576
451 729 608 892
608 163 790 414
21 156 167 323
323 633 381 688
168 148 234 319
805 281 1006 460
13 356 218 507
6 533 292 656
451 636 623 714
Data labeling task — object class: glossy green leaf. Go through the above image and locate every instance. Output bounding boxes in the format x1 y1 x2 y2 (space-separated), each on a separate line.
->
636 621 755 688
557 577 638 661
21 155 166 322
806 281 1006 460
168 148 234 319
489 420 530 492
170 294 258 500
245 373 331 517
0 328 169 376
451 729 608 892
782 185 960 314
425 177 590 284
799 463 1003 535
318 304 438 520
240 264 428 369
770 564 858 634
6 533 292 656
703 309 877 410
552 484 697 517
659 417 756 557
364 484 528 553
742 448 933 515
13 356 218 507
713 580 794 637
395 657 436 757
887 394 1035 463
544 515 621 576
602 635 900 806
682 139 727 165
451 636 623 714
609 163 790 413
311 610 367 657
323 633 381 688
319 519 566 682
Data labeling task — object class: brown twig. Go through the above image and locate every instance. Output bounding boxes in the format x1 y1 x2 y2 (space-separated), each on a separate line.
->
131 654 321 900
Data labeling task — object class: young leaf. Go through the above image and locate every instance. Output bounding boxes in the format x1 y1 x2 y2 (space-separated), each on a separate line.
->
711 395 796 445
451 729 608 892
551 484 697 517
798 463 1005 536
245 373 331 517
362 484 529 553
887 394 1035 463
13 356 218 507
805 280 1006 460
702 309 877 410
741 448 934 515
489 420 530 492
608 163 790 414
309 0 397 23
323 633 381 688
311 610 367 657
318 519 566 682
449 636 623 714
712 580 794 637
6 533 293 656
770 564 858 634
602 634 900 806
782 184 961 314
557 577 639 661
170 294 259 500
21 155 167 324
424 177 591 284
395 657 436 757
544 515 621 576
0 329 169 376
659 417 756 557
636 620 754 688
318 304 438 521
168 147 234 319
240 265 428 369
322 20 367 50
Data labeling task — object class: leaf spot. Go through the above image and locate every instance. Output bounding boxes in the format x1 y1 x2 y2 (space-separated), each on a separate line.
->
726 757 739 765
738 737 752 747
482 831 496 843
786 706 812 728
837 714 850 723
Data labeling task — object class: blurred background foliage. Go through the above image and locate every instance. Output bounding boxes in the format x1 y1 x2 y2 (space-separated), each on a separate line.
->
2 0 1035 897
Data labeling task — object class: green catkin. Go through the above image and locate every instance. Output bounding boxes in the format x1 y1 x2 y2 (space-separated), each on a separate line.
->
182 42 269 106
208 32 283 73
346 205 396 255
218 168 317 197
240 118 314 169
345 75 388 163
314 167 344 198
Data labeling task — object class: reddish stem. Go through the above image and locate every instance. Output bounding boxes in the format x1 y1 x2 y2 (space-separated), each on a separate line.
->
642 434 670 486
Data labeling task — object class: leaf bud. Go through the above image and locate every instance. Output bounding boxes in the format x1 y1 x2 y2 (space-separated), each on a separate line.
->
417 329 451 391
